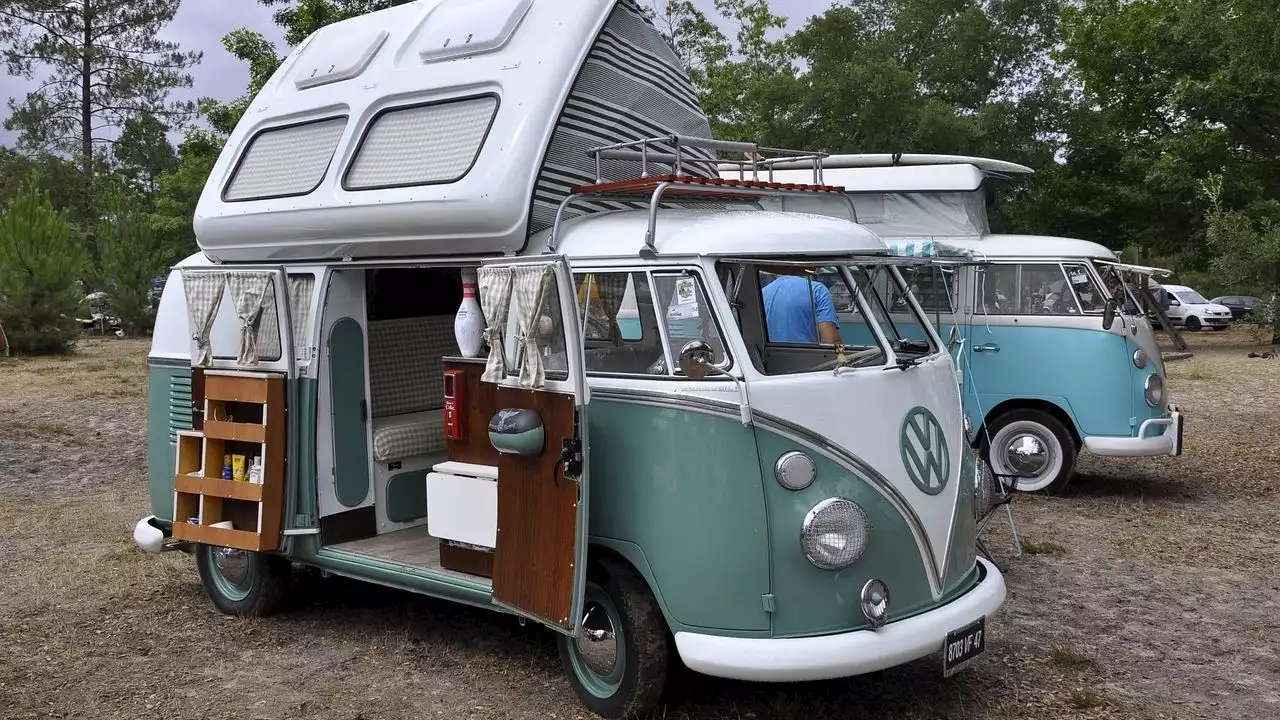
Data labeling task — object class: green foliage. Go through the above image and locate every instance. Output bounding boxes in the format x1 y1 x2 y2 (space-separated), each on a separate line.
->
113 115 179 203
94 188 169 336
148 129 225 259
260 0 416 46
199 29 285 136
0 176 88 355
1200 174 1280 344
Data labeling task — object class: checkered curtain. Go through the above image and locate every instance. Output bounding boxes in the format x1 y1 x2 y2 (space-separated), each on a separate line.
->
226 272 273 366
477 266 514 383
288 274 315 349
181 270 226 366
585 273 629 344
513 264 553 388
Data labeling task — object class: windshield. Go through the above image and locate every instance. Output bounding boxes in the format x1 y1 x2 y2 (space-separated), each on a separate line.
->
1095 263 1157 315
1176 289 1209 304
719 259 939 376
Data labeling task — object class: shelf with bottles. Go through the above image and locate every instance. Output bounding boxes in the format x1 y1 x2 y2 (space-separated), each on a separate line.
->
170 370 286 552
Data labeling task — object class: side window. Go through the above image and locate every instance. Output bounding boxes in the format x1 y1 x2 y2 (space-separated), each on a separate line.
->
573 271 665 376
653 272 729 372
208 280 284 362
977 263 1084 315
1021 264 1080 314
502 270 569 382
1062 263 1105 313
896 266 957 314
758 268 841 345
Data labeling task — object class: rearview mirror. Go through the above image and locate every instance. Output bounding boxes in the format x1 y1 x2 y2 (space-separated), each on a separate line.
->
678 340 717 379
947 326 959 353
1102 297 1117 330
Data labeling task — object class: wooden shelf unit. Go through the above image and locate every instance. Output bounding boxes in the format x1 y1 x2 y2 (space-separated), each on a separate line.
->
170 370 287 552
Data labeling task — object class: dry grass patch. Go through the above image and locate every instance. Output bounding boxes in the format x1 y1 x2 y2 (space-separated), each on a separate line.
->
1021 539 1066 555
0 337 149 400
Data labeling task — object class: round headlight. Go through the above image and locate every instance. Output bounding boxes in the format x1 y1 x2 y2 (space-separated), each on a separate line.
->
1133 348 1148 369
801 498 870 571
775 451 816 491
1144 373 1165 407
860 578 890 628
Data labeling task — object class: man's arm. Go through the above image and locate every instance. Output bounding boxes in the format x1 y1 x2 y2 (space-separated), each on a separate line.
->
813 283 842 345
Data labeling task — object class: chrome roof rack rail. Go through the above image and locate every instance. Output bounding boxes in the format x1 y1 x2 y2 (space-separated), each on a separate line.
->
546 135 855 257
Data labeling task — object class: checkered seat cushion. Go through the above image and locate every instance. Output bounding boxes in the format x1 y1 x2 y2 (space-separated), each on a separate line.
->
366 316 459 462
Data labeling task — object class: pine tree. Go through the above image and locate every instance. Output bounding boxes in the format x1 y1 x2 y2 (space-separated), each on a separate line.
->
0 1 202 176
0 176 88 355
94 187 170 336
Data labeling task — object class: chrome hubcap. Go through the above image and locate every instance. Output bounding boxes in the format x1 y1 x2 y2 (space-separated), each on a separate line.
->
576 602 618 677
213 547 250 585
1004 433 1049 475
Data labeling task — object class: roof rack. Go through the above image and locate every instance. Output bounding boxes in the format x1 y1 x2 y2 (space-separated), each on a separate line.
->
547 135 857 257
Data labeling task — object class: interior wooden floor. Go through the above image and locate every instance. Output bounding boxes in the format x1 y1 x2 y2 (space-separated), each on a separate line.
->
327 528 492 586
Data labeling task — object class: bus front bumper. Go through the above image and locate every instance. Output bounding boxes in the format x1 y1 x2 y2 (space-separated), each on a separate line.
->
1083 405 1183 458
672 557 1007 682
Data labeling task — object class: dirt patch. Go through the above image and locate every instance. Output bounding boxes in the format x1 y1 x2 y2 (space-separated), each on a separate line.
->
1 334 1277 719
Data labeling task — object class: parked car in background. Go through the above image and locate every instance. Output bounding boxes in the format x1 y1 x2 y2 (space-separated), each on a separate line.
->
1211 295 1263 321
1157 284 1233 331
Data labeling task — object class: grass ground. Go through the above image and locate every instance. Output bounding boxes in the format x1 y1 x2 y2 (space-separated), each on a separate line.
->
0 327 1276 719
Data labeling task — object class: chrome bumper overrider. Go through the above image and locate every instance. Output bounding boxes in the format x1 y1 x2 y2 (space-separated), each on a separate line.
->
1083 405 1183 457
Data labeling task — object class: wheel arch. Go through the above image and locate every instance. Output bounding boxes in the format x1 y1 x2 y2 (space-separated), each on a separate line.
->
586 539 678 635
978 398 1081 450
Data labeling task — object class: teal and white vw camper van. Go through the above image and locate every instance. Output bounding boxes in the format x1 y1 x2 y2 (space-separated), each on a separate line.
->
732 155 1185 493
131 3 1006 716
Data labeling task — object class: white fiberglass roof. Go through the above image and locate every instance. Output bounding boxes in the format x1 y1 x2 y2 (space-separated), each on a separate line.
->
545 208 888 259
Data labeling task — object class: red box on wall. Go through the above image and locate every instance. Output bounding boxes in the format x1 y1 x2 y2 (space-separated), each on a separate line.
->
443 369 466 440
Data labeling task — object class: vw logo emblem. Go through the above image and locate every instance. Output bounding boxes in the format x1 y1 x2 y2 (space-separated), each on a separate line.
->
900 406 950 495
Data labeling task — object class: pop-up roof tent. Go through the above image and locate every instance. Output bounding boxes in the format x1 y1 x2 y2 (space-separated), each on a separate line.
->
720 154 1032 249
193 0 719 263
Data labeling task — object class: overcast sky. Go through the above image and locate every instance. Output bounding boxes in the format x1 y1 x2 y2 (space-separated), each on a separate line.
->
0 0 836 149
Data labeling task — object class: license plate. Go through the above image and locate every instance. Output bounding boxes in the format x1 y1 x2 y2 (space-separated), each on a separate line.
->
942 616 985 677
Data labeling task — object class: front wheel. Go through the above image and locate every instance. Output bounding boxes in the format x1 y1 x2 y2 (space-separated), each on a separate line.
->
1184 316 1202 331
558 556 669 719
195 544 291 617
983 409 1077 493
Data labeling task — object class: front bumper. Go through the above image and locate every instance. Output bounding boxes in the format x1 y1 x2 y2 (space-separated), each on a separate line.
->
672 557 1007 682
1083 405 1183 457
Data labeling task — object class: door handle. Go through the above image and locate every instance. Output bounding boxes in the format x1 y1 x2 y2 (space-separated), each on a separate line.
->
973 343 1000 353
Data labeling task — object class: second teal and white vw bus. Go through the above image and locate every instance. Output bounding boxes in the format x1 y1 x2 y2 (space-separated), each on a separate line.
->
130 3 1006 717
734 154 1185 493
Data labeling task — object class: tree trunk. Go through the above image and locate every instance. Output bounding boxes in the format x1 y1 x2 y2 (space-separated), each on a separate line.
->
81 1 93 178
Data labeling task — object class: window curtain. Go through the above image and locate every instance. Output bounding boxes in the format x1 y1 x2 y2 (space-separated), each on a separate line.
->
580 273 630 344
288 274 316 349
226 272 273 366
181 271 226 366
513 264 553 388
477 266 514 383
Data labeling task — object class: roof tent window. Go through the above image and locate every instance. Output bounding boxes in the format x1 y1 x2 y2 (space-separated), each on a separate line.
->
222 117 347 202
344 95 499 191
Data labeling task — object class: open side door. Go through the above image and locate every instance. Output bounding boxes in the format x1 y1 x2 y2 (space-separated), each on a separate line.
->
477 256 590 635
170 266 298 553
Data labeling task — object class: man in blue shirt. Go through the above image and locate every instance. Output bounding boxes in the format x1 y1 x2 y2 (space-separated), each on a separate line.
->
762 272 841 344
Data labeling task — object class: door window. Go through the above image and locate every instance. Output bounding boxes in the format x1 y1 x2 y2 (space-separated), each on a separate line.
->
573 271 665 376
654 272 730 373
501 269 570 382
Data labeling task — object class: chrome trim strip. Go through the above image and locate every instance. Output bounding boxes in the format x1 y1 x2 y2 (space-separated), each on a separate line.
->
591 386 945 598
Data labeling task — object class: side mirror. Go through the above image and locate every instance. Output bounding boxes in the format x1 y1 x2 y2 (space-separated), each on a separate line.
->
946 326 960 353
1102 297 1117 330
678 340 717 379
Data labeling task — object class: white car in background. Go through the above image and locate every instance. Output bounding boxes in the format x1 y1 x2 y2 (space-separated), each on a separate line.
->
1158 283 1233 331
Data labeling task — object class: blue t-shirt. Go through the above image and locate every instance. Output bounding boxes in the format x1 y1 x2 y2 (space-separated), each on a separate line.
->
762 274 839 344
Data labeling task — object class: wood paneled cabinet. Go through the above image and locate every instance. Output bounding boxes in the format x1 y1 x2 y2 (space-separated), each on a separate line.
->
170 370 287 552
